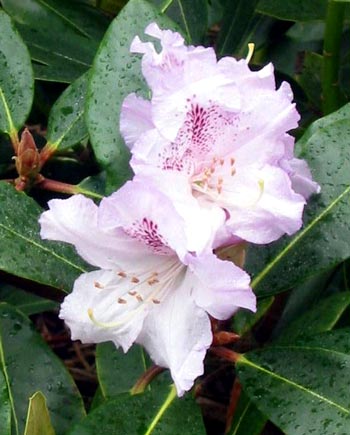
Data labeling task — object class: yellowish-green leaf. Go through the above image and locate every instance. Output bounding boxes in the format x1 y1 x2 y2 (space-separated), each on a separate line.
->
24 392 55 435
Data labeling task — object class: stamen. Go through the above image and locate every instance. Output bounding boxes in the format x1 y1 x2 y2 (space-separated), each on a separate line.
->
152 299 161 304
231 168 236 176
219 158 225 166
87 308 123 329
131 277 140 283
246 43 255 64
118 271 127 278
94 281 104 289
128 291 137 296
230 158 235 166
148 278 160 285
136 294 144 302
118 298 127 304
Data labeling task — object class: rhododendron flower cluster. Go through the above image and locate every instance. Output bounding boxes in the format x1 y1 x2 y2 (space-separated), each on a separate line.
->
39 23 319 396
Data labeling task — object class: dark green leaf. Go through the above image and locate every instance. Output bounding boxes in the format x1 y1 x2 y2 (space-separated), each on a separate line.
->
246 103 350 297
217 0 260 56
297 52 323 111
96 343 148 398
0 368 10 435
0 303 85 435
237 329 350 435
272 270 333 338
1 0 110 83
46 72 89 151
160 0 208 44
232 296 274 336
229 390 267 435
0 285 58 315
0 11 34 136
68 386 206 435
24 392 55 435
257 0 327 22
86 0 179 192
0 182 88 291
276 291 350 343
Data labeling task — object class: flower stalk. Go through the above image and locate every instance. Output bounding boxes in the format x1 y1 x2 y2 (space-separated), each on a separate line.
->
322 0 346 115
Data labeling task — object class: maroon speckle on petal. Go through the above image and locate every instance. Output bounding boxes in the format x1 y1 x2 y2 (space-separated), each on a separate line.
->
125 218 171 254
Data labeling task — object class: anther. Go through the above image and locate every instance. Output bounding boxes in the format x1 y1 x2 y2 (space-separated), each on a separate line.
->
231 168 236 176
94 281 104 289
118 271 127 278
219 158 225 166
230 158 235 166
136 294 144 302
118 298 127 304
128 291 137 296
148 278 160 285
152 299 161 304
131 277 140 283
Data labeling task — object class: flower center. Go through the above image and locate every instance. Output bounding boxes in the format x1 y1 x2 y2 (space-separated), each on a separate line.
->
87 258 185 330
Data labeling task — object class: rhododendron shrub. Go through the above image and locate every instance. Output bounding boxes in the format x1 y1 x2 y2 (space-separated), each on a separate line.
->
1 1 350 434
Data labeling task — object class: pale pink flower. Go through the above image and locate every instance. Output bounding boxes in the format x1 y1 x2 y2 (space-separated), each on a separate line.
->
39 176 255 395
120 23 320 245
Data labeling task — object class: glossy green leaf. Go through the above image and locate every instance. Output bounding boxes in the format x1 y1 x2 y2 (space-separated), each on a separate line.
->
257 0 327 22
46 72 89 151
96 343 148 398
0 303 85 435
24 392 55 435
0 285 57 315
0 182 88 291
0 11 34 136
0 368 10 435
1 0 109 83
86 0 179 192
237 328 350 435
297 51 323 111
229 391 266 435
68 385 206 435
232 296 274 336
276 291 350 343
217 0 259 56
246 103 350 297
159 0 208 43
272 270 332 338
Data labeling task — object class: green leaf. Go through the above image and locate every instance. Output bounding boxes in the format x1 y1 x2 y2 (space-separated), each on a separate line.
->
246 103 350 297
0 303 85 435
276 291 350 343
24 392 55 435
0 285 58 315
159 0 208 44
97 343 148 398
1 0 110 83
228 391 266 435
216 0 260 56
68 385 206 435
237 328 350 435
0 11 34 137
86 0 179 192
232 296 274 336
0 182 88 291
272 270 333 337
296 51 323 111
0 368 10 435
257 0 327 22
46 72 89 151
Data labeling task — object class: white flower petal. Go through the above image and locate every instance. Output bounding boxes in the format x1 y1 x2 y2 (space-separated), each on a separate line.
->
136 273 212 396
188 253 256 320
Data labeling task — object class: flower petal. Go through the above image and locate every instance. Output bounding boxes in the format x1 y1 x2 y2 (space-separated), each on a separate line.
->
280 157 321 199
136 274 212 396
59 269 148 352
187 253 256 320
120 93 154 148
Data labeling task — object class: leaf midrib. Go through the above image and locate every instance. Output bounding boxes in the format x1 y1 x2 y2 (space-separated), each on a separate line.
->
239 354 350 416
252 185 350 290
37 0 91 39
0 86 15 134
48 108 86 149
